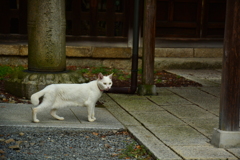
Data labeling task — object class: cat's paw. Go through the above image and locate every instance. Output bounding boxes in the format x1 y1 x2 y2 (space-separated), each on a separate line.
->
57 117 64 121
88 117 96 122
55 116 64 121
33 119 40 123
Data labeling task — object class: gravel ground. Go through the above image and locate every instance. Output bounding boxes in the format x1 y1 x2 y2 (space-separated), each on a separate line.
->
0 127 153 160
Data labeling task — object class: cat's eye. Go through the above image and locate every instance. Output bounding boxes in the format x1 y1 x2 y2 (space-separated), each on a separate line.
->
109 83 112 85
104 83 107 85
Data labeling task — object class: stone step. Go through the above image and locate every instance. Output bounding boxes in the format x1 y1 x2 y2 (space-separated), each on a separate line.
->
0 44 223 71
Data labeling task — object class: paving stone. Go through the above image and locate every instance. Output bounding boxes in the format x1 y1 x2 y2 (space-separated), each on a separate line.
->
182 117 219 138
101 94 141 126
228 148 240 158
163 104 216 119
127 125 181 160
199 86 221 97
70 107 122 126
149 88 192 105
168 87 220 115
167 69 221 86
131 111 185 127
0 104 32 122
108 94 164 112
149 126 209 146
172 145 238 160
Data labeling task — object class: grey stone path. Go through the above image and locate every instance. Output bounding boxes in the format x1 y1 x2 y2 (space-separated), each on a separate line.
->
101 69 240 159
1 69 240 159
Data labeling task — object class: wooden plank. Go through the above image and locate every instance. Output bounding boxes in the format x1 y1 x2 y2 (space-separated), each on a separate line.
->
19 0 28 34
202 0 226 38
220 0 240 131
90 0 98 36
106 0 115 37
0 0 10 33
72 0 81 35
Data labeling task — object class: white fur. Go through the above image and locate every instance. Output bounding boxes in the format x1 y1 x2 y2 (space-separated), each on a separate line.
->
31 73 113 123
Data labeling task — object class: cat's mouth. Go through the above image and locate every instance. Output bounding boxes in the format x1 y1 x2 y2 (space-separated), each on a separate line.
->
105 87 110 91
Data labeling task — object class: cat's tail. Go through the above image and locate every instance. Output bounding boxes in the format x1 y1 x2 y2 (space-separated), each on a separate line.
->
31 90 46 106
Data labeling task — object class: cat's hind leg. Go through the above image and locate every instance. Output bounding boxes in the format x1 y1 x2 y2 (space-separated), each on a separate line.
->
50 109 64 121
32 107 40 123
32 96 54 123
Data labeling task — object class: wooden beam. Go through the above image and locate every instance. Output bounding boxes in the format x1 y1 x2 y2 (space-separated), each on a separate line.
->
219 0 240 131
142 0 156 85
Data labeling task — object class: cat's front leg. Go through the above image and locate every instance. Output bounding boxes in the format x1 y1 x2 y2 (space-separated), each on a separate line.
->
87 104 96 122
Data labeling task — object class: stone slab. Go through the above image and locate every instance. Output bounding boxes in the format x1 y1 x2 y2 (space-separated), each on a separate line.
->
172 145 238 160
228 148 240 158
194 48 223 58
149 126 210 146
131 111 185 127
108 94 164 112
167 69 221 86
19 45 28 56
0 103 125 130
101 94 141 126
182 117 219 138
155 48 194 58
155 58 222 70
149 88 192 105
70 107 123 125
92 47 132 58
0 44 19 56
162 105 216 119
168 87 220 115
199 86 221 97
127 125 181 160
66 46 92 57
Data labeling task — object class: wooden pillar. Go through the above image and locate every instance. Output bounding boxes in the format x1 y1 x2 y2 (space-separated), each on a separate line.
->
138 0 157 95
219 0 240 131
142 0 156 85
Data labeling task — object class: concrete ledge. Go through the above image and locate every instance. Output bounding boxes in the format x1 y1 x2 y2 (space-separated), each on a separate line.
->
92 47 132 58
0 44 223 71
0 44 223 59
66 46 92 57
155 58 222 70
211 128 240 148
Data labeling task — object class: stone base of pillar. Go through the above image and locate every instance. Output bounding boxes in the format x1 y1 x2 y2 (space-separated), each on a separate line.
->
137 84 157 96
5 70 88 99
211 128 240 148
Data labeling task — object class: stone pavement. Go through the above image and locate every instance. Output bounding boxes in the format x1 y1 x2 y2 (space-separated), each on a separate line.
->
1 69 240 159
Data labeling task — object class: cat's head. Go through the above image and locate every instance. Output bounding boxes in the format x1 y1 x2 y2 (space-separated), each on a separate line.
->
97 73 113 91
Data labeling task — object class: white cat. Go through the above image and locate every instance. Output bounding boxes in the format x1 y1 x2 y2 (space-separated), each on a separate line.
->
31 73 113 123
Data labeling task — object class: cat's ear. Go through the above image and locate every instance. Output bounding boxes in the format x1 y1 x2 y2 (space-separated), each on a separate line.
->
98 73 104 80
109 73 113 79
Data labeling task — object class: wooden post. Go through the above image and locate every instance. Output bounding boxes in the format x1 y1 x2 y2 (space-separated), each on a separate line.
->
138 0 157 95
142 0 156 85
219 0 240 131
